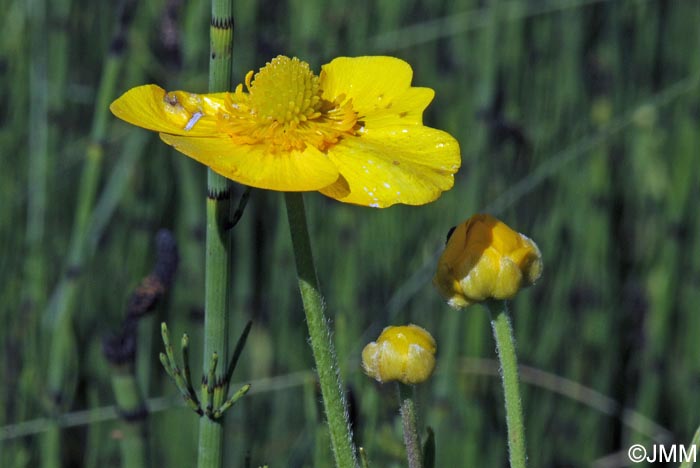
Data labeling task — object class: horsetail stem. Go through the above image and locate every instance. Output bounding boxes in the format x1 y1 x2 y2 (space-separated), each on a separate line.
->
197 0 235 466
41 2 137 467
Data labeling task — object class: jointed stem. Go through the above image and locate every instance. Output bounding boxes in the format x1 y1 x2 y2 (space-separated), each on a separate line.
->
198 0 235 466
197 173 232 468
284 192 358 468
487 301 527 468
41 3 137 467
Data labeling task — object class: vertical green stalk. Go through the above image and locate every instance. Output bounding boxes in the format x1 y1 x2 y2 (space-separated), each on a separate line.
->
198 0 234 467
198 181 232 468
26 1 50 461
48 0 72 112
41 3 136 467
88 132 148 248
110 366 149 468
487 301 527 468
25 0 49 313
398 383 423 468
284 192 357 468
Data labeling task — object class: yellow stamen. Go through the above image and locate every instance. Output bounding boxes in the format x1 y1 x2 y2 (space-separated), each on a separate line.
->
218 56 358 152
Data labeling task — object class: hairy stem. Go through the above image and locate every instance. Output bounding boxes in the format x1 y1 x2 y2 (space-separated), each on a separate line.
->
487 301 527 468
398 383 423 468
284 192 358 468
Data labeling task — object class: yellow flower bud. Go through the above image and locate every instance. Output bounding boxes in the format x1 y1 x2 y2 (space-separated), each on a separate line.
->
361 324 436 385
433 213 542 309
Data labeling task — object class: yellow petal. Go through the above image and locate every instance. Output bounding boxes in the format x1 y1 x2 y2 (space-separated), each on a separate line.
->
361 87 435 128
159 134 340 191
320 57 414 117
432 214 543 308
320 126 461 207
361 324 436 385
110 85 227 136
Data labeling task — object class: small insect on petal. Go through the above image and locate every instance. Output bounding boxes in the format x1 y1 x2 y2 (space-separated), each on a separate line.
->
184 112 204 131
109 56 461 201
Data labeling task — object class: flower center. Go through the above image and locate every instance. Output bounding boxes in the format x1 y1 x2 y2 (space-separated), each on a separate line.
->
219 56 358 152
249 56 321 125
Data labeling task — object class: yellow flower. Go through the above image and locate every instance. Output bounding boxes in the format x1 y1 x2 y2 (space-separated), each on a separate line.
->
433 214 543 309
110 56 461 207
362 324 436 384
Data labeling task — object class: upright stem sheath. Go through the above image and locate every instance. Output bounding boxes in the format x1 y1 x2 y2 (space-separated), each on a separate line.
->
284 192 358 468
198 1 234 467
198 178 232 468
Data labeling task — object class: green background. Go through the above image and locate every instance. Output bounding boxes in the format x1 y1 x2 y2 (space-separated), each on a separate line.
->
1 0 699 466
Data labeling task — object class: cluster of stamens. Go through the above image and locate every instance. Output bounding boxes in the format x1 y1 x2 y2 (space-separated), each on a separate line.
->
217 56 358 152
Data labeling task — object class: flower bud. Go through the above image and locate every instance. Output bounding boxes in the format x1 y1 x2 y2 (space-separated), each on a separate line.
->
362 324 436 385
433 213 542 309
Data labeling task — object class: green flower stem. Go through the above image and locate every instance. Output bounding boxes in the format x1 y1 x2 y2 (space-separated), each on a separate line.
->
198 0 235 467
487 300 527 468
110 366 148 468
284 192 358 468
397 383 423 468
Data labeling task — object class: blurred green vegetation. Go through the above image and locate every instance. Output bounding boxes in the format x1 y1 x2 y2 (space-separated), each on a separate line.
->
1 0 699 467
